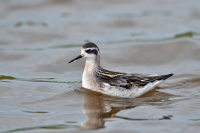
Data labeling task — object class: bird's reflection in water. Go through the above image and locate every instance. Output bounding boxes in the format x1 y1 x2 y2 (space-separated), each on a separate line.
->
76 87 175 130
23 86 178 130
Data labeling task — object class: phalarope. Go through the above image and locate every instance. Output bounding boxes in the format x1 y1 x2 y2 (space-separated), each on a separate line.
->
68 42 173 98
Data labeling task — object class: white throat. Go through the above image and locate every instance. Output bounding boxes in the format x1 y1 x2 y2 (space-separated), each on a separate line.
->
85 58 97 66
82 55 100 90
85 54 100 70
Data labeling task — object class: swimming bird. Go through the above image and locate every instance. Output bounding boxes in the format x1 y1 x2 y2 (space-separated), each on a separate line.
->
68 42 173 98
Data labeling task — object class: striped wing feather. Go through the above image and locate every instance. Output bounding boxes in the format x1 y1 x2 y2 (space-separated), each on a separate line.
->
96 68 173 89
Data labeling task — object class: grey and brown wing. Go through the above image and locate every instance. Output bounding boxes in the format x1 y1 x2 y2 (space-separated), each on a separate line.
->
96 69 127 87
103 73 174 89
96 68 173 89
121 73 174 89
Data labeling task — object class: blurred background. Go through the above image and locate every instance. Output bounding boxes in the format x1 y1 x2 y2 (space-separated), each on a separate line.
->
1 0 200 132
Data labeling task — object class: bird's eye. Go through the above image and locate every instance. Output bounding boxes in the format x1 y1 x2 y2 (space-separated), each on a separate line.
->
85 49 91 53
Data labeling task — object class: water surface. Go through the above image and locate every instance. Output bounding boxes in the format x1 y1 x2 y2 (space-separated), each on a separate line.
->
0 0 200 132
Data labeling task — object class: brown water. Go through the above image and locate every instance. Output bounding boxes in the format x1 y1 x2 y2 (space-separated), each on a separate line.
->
1 0 200 132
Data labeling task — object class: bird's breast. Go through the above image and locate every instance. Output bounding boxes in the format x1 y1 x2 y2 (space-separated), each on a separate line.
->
82 71 100 91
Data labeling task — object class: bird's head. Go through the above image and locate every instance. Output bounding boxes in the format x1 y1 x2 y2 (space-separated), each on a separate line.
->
68 42 100 64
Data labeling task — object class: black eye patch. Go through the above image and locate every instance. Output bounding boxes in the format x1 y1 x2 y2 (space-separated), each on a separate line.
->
85 49 98 55
85 49 91 53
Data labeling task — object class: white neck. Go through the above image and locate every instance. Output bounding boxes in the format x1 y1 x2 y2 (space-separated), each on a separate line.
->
82 55 100 90
84 55 100 72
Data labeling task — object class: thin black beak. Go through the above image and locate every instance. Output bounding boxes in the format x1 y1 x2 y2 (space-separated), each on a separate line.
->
68 55 83 64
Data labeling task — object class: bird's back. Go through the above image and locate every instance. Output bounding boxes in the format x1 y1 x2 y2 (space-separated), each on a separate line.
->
93 67 173 97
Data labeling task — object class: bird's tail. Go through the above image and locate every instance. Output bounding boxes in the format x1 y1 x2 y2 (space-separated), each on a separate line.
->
156 73 174 80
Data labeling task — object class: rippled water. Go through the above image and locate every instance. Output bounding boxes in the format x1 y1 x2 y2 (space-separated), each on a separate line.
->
1 0 200 132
